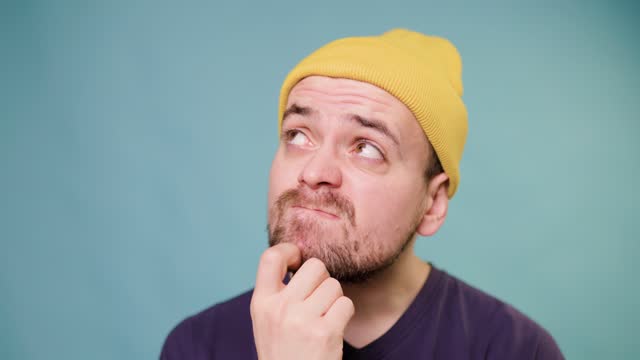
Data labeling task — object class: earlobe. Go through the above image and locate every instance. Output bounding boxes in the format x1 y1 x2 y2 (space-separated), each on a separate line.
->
416 173 449 237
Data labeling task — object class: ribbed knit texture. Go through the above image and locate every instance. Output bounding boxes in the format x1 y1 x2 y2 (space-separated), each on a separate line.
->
278 29 468 198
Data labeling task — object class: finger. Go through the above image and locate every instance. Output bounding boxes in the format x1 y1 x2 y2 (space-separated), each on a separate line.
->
254 243 302 297
303 277 343 316
324 296 355 329
283 257 330 301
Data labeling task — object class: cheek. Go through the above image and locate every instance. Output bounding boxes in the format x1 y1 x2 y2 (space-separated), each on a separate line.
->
352 180 424 234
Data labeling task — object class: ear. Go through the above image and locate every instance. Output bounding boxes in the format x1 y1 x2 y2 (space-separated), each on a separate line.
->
416 172 449 237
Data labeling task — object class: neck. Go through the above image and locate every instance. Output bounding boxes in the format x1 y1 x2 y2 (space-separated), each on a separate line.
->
341 244 431 348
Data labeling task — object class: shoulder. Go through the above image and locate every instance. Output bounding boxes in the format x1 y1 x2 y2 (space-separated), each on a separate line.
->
435 268 564 359
160 290 256 360
482 301 564 359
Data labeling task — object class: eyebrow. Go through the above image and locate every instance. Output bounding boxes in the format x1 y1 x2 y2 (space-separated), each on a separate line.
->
347 114 399 146
282 103 314 124
282 103 400 146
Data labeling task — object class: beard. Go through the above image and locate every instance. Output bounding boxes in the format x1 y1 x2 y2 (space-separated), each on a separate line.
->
267 187 420 284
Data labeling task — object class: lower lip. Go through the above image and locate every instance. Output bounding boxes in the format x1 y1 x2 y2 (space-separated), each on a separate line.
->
292 206 339 220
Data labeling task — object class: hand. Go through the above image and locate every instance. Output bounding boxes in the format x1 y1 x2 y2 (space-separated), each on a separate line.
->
250 243 355 360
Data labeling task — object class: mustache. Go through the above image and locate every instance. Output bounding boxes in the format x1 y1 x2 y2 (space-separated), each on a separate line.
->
275 187 356 226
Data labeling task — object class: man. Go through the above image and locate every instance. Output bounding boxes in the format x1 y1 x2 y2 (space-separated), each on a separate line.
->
161 29 564 359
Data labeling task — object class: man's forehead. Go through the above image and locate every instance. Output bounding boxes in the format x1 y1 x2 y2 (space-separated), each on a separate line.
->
288 76 399 106
286 76 414 121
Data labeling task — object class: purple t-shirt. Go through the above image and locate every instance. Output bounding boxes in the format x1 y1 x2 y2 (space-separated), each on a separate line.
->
160 265 564 359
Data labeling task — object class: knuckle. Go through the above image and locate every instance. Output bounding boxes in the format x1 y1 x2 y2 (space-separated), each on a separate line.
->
305 257 328 274
340 296 355 314
260 248 282 266
324 277 343 295
340 295 354 307
309 325 333 340
250 297 267 317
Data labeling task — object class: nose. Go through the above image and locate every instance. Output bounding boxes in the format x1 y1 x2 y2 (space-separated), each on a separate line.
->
298 145 343 190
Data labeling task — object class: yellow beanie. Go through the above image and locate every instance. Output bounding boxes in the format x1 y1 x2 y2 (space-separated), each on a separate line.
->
278 28 468 198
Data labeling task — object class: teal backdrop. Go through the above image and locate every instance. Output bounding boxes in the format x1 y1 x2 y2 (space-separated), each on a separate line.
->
1 0 638 359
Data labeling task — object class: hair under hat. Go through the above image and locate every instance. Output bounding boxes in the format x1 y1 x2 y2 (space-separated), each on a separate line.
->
278 29 468 198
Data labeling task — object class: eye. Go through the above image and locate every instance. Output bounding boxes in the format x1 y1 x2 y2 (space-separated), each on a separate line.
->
284 129 310 146
354 141 384 160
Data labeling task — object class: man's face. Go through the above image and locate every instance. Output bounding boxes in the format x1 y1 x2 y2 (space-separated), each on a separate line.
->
267 76 433 283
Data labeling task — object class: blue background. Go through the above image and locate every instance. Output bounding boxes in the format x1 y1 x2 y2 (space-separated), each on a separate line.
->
1 0 638 358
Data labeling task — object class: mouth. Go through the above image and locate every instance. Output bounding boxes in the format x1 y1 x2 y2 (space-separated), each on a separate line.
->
291 205 339 220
